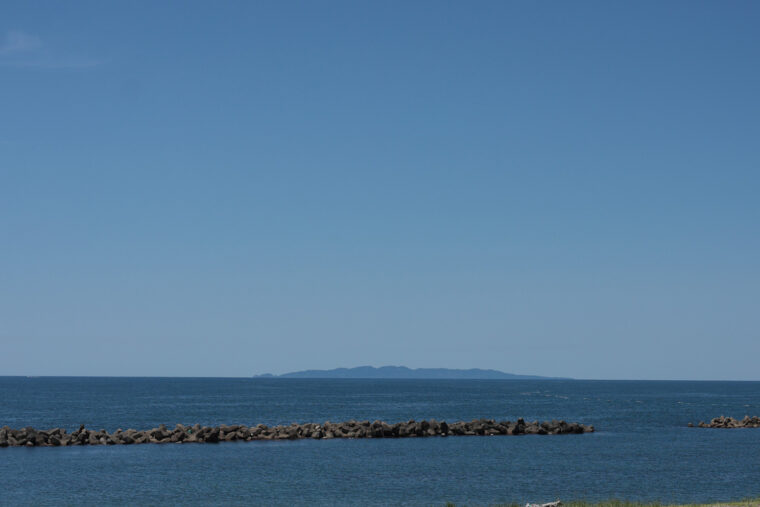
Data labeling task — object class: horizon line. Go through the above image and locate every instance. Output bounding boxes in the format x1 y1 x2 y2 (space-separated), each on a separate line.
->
2 375 759 382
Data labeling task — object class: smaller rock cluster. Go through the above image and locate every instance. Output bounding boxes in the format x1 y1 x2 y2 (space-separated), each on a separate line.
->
689 415 760 428
0 418 594 448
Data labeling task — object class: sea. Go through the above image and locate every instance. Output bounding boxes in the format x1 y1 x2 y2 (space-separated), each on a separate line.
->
1 377 759 506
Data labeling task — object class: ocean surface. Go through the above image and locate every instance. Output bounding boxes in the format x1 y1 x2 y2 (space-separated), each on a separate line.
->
1 378 759 506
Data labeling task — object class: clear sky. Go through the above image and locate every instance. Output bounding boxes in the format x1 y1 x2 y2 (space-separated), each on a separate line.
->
1 1 758 379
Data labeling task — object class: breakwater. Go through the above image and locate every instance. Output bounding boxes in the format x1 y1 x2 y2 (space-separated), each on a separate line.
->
0 418 593 447
690 415 760 428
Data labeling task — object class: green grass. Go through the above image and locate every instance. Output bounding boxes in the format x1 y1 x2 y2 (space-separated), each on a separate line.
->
444 499 760 507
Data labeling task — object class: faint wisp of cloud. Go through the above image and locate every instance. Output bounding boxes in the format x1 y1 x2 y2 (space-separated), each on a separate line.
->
0 30 103 69
0 30 42 55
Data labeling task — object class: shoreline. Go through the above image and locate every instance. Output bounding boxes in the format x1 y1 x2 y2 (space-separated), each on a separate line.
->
460 500 760 507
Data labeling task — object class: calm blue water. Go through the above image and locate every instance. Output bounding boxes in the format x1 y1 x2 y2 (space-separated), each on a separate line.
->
1 378 759 506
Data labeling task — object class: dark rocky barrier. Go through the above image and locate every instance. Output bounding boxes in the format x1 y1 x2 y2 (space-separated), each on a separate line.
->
689 415 760 428
0 418 593 447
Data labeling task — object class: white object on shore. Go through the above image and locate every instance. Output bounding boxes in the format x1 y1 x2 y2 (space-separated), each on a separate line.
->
526 501 562 507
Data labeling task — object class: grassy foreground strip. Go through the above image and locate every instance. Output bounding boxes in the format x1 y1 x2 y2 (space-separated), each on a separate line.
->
445 499 760 507
557 501 760 507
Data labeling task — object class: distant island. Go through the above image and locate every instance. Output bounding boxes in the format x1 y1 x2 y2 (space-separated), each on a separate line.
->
254 366 564 380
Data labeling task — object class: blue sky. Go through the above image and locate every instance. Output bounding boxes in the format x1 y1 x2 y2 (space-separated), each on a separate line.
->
1 1 758 379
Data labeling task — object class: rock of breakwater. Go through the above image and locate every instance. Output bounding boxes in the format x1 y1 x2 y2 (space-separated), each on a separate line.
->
692 415 760 428
0 418 594 447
